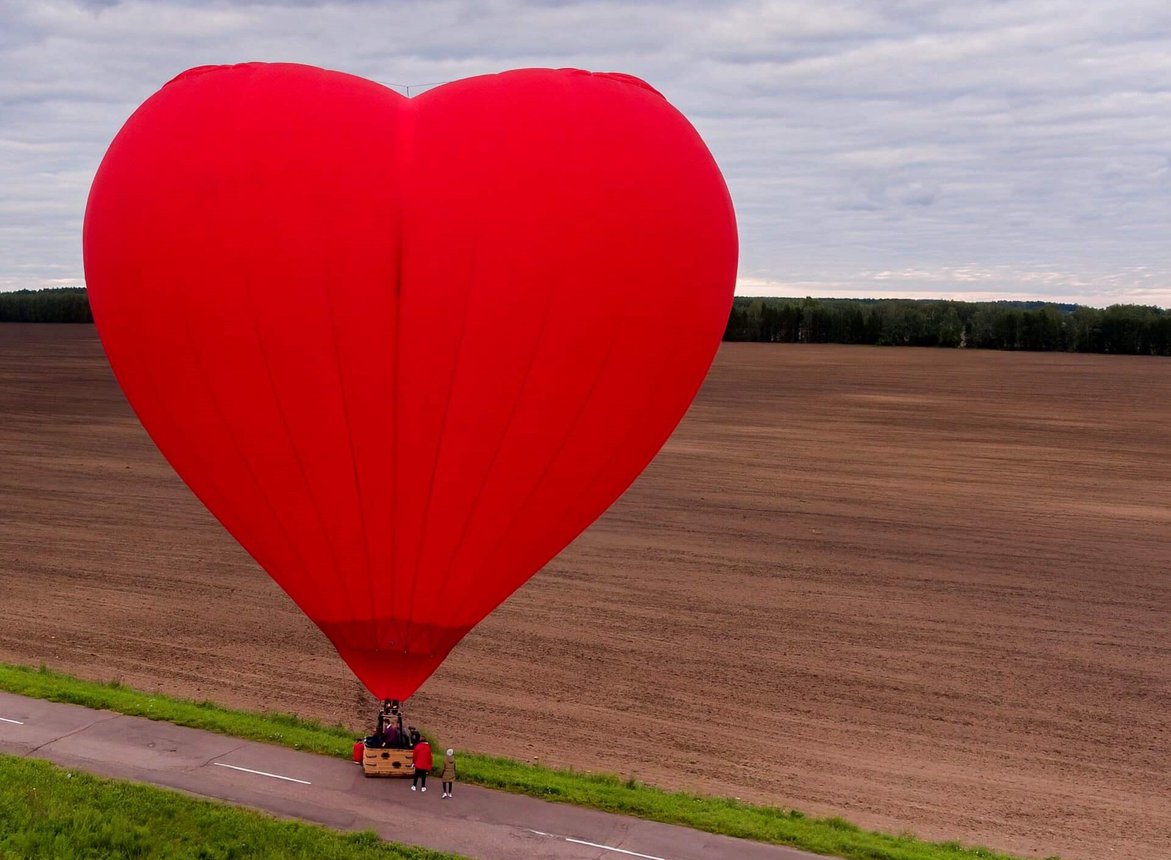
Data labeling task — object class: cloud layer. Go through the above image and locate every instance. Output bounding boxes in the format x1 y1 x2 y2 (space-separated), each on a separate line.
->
2 0 1169 306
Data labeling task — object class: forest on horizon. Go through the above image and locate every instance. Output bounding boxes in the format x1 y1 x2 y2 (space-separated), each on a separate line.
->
724 295 1171 355
2 286 1169 356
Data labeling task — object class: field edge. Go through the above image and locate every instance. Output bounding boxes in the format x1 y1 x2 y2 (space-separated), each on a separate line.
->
0 662 1051 860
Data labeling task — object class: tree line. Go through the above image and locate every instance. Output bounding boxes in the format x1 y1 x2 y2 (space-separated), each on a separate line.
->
0 288 93 323
725 296 1171 356
3 287 1169 356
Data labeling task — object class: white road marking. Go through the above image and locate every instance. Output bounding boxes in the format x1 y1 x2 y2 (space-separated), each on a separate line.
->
564 838 669 860
527 830 670 860
212 762 311 785
0 717 24 725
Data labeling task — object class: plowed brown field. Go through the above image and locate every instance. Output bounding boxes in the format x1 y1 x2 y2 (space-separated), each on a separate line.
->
1 324 1168 860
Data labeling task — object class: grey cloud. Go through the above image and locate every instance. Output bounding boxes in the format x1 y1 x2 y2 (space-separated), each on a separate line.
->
1 0 1169 305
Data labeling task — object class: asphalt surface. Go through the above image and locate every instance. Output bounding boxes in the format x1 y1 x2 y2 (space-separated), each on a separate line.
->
0 691 821 860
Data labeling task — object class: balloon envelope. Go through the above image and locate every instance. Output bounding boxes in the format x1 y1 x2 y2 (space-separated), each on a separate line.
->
83 63 737 699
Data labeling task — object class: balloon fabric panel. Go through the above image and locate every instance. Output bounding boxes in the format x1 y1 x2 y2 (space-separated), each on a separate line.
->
84 63 737 699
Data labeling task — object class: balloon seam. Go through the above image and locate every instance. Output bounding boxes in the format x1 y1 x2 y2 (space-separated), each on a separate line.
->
419 261 565 626
398 243 480 658
466 300 633 622
239 272 361 630
321 262 380 640
168 256 321 616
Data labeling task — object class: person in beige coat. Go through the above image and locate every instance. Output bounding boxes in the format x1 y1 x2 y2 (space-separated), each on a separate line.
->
440 748 457 798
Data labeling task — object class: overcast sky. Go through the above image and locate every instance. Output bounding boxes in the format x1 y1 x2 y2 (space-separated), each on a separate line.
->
3 0 1170 306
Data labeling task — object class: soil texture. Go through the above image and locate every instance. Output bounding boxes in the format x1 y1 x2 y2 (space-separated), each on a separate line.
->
1 325 1168 860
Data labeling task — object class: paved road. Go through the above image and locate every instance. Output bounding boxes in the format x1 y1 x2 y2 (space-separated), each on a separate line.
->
0 691 821 860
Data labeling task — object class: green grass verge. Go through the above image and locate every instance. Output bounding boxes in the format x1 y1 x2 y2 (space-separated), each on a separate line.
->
453 754 1044 860
0 663 1052 860
0 662 356 757
0 753 460 860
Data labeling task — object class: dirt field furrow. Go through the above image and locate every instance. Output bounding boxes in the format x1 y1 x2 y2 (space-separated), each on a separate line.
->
1 325 1169 859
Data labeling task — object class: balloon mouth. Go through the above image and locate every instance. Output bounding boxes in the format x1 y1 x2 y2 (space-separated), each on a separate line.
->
314 618 472 700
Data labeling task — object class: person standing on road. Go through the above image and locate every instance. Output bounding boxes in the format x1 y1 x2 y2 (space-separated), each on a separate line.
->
440 748 457 798
411 736 433 792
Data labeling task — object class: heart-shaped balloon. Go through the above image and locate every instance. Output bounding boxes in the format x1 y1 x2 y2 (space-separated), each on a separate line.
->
84 63 737 699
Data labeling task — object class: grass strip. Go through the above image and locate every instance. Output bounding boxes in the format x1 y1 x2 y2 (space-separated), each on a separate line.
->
0 753 460 860
453 754 1046 860
0 662 356 757
0 662 1052 860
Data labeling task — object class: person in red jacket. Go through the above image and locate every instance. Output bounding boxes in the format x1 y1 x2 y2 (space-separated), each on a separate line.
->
411 737 433 792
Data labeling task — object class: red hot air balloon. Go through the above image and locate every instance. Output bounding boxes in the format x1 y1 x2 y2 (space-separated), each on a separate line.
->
83 63 737 701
